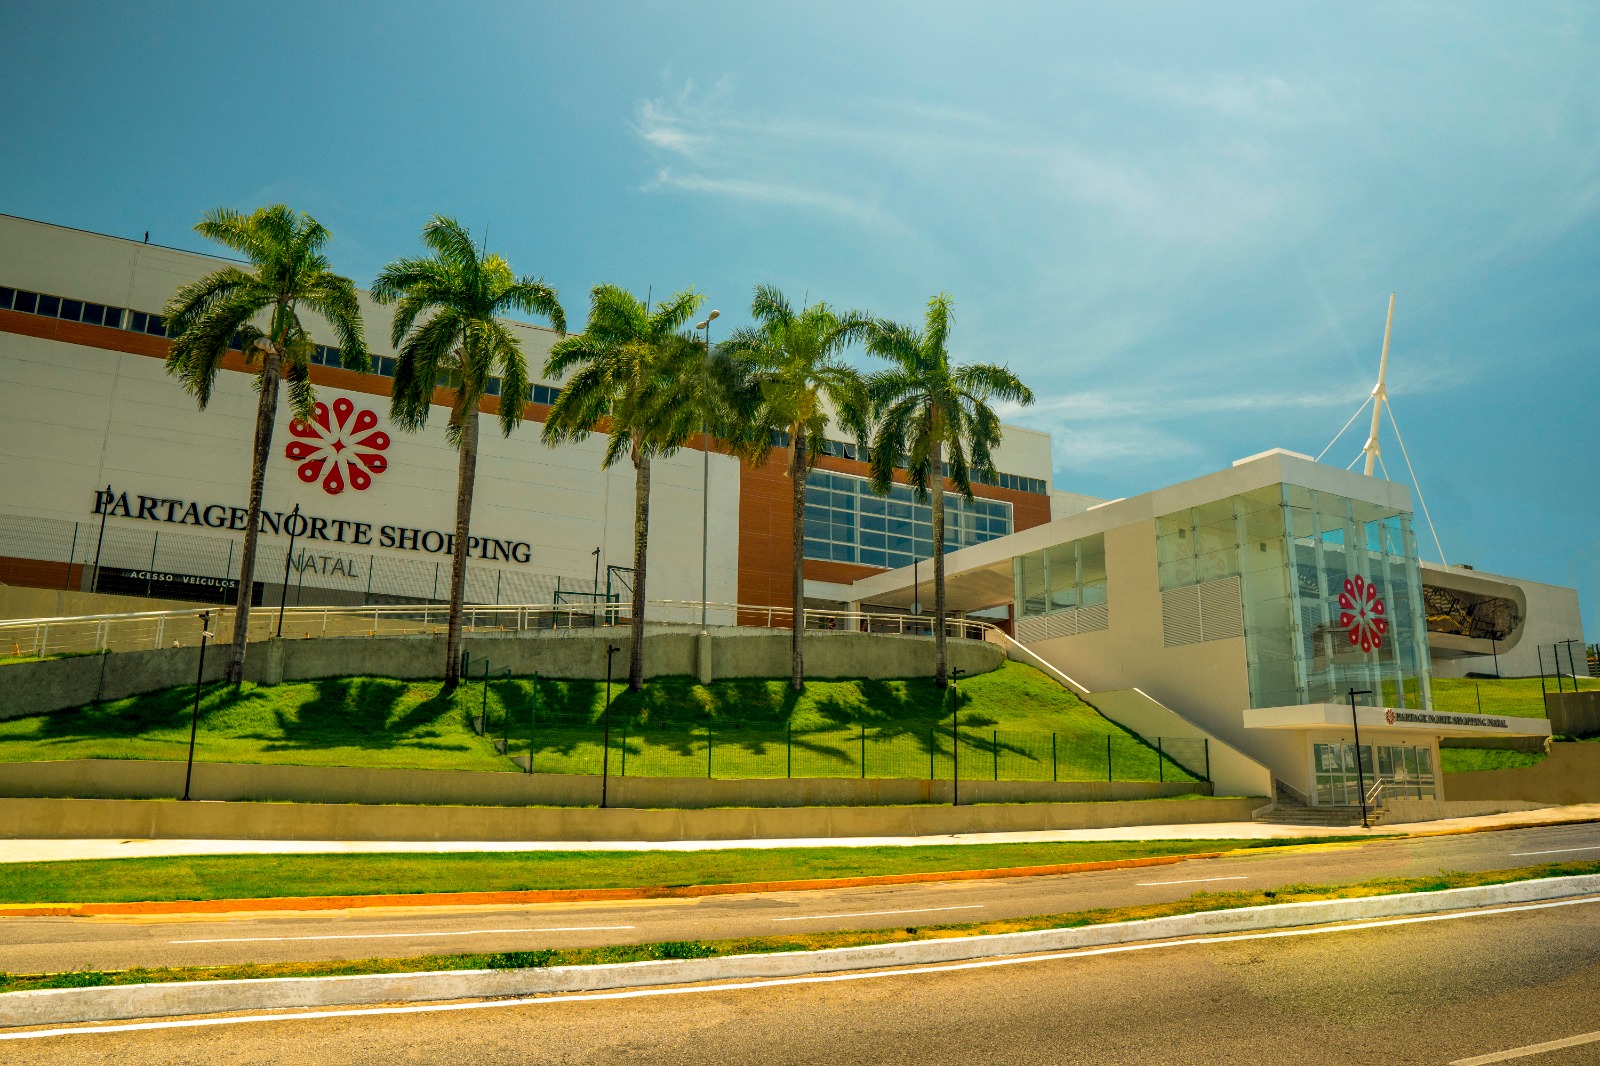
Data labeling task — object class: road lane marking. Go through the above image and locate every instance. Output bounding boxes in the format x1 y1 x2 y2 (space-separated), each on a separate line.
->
770 906 983 922
1509 846 1600 857
171 926 634 944
1135 876 1249 887
10 895 1598 1042
1449 1028 1600 1064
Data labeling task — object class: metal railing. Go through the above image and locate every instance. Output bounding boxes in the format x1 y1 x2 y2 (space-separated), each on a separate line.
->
0 600 1006 660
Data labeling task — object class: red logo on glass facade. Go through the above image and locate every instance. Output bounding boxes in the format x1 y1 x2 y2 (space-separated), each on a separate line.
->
285 397 390 495
1339 574 1388 652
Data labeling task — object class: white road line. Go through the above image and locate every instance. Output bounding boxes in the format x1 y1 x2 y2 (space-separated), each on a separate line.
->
171 926 634 944
1449 1028 1600 1064
1135 876 1249 887
1509 845 1600 857
770 906 983 923
8 895 1598 1042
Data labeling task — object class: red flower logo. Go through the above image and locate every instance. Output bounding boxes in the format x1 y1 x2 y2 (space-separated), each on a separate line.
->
1338 574 1388 653
284 397 390 495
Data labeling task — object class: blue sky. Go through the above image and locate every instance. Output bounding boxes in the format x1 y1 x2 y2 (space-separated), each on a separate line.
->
2 1 1596 635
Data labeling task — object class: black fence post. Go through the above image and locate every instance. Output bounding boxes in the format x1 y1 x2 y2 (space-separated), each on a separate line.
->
1204 738 1211 783
860 723 866 779
64 522 78 590
707 722 713 778
1052 733 1057 782
1107 735 1113 781
1157 737 1164 782
787 723 792 779
527 671 538 775
929 728 935 781
620 719 627 777
992 729 998 781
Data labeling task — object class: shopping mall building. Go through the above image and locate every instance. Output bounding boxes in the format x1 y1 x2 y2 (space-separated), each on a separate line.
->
0 213 1587 804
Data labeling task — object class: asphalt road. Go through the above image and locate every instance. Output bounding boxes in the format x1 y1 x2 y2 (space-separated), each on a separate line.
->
4 822 1599 974
6 890 1600 1063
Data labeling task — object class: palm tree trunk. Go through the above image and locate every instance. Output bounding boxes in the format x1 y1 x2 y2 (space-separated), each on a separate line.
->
442 406 479 693
789 426 807 692
628 450 651 692
224 344 282 687
930 438 947 688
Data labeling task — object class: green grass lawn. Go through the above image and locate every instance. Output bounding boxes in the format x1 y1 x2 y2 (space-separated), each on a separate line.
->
0 838 1353 905
5 859 1594 992
1438 747 1548 773
1422 675 1597 719
0 661 1199 782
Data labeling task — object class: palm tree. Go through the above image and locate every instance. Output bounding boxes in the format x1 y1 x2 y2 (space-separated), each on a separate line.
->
164 205 371 686
859 293 1034 687
542 285 705 692
372 216 565 692
720 286 868 691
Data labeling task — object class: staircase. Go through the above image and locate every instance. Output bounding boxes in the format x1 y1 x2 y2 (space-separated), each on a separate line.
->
1253 779 1388 827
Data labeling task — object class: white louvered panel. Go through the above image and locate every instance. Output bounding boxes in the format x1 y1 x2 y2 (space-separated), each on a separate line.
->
1198 577 1244 640
1162 586 1203 647
1077 602 1110 633
1015 615 1049 644
1044 610 1073 639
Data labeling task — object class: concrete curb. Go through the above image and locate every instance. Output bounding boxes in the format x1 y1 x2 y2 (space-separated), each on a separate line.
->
0 852 1224 918
4 874 1599 1029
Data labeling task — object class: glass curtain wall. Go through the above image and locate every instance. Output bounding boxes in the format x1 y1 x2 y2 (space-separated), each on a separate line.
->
803 470 1012 568
1155 484 1432 710
1284 484 1432 710
1012 534 1107 618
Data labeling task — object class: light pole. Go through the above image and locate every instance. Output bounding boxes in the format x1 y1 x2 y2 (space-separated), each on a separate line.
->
182 611 214 801
950 668 967 805
591 546 601 627
1347 686 1374 829
695 310 720 633
276 502 302 638
601 644 620 808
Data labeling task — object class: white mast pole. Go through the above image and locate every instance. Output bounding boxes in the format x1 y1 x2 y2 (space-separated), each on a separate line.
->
1362 293 1396 477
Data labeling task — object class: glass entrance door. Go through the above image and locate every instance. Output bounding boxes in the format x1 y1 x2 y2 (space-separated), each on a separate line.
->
1313 742 1436 805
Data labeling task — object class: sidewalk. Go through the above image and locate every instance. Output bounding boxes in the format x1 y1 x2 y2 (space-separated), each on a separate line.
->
2 804 1595 864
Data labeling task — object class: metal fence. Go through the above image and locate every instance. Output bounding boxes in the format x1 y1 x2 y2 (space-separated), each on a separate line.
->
502 712 1210 784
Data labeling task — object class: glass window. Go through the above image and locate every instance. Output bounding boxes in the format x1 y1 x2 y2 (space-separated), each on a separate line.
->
36 294 61 317
58 299 82 321
80 303 105 326
380 356 397 377
0 287 14 310
14 290 38 314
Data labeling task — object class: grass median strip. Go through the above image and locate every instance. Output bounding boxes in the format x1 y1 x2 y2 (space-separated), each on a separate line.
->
0 838 1366 906
2 859 1595 995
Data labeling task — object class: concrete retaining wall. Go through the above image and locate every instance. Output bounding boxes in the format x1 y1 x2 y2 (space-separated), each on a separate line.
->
1440 734 1551 753
0 793 1262 842
1446 741 1600 806
0 628 1004 718
1548 691 1600 738
0 759 1206 810
1380 797 1550 823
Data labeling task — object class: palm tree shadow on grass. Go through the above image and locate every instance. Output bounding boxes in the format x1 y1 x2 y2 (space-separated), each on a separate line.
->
250 678 474 754
22 682 269 744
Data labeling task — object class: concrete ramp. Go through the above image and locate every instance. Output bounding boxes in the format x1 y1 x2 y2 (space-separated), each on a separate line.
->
984 630 1271 798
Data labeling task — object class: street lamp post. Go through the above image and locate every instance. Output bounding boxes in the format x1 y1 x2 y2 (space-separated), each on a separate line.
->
182 611 214 801
694 310 720 633
601 644 620 808
951 667 967 806
1347 686 1374 829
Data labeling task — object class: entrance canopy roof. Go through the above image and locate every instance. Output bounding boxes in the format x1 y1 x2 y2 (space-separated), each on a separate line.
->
1243 704 1552 738
847 448 1415 614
